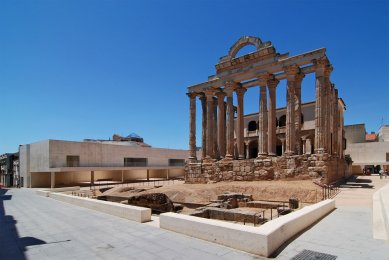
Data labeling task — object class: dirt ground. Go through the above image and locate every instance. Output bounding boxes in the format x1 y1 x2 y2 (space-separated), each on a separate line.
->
103 180 323 204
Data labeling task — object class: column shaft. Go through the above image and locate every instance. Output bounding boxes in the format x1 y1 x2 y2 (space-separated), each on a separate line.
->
258 84 268 156
213 97 218 158
216 92 226 158
225 82 236 159
226 94 234 158
200 95 207 159
236 86 246 159
205 92 214 159
188 93 197 160
50 172 55 189
314 59 331 153
285 65 298 155
333 89 339 156
294 73 305 155
91 171 94 186
267 78 279 156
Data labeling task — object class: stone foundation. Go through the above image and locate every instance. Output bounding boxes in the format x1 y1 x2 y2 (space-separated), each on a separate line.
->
185 154 347 184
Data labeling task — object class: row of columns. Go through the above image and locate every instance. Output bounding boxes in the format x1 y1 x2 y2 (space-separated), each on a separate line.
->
188 59 341 161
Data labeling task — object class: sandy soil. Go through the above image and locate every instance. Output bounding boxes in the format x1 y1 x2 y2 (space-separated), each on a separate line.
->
103 180 322 204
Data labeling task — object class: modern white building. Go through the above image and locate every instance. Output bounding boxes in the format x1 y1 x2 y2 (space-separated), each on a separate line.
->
345 124 389 174
19 137 191 188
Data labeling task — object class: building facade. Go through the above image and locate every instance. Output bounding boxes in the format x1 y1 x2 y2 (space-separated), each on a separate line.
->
19 139 190 188
0 152 19 187
185 36 347 184
345 124 389 174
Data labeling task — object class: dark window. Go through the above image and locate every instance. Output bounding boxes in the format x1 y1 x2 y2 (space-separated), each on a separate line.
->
66 155 80 167
124 158 147 167
169 159 185 166
386 153 389 162
279 115 286 127
248 121 257 131
301 113 304 124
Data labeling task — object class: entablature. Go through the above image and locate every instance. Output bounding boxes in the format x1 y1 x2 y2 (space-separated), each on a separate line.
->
187 48 328 94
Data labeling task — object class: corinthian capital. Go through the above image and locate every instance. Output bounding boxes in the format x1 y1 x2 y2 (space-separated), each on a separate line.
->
284 64 300 81
313 58 332 77
203 88 217 99
224 80 239 96
186 92 197 99
267 75 279 89
235 86 247 96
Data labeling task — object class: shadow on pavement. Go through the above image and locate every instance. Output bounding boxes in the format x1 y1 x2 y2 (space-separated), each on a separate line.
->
0 188 46 260
339 176 374 189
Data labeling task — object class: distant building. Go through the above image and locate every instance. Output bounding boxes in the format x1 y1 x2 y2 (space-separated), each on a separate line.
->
0 152 19 187
345 124 389 174
19 135 192 188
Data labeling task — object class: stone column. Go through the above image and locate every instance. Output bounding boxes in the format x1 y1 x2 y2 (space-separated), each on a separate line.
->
187 92 197 160
325 70 333 153
333 89 339 156
280 137 286 155
305 138 312 155
285 65 299 155
314 58 330 153
50 172 55 189
204 90 215 159
91 171 94 186
245 141 250 159
258 75 268 157
295 73 305 155
216 91 226 158
329 85 334 154
267 77 279 156
236 86 247 159
213 97 218 158
199 94 207 159
225 81 236 159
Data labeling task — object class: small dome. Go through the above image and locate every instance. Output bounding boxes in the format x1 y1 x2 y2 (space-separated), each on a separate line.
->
127 133 141 139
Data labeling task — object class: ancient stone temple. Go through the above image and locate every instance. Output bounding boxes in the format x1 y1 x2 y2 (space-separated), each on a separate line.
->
185 36 348 184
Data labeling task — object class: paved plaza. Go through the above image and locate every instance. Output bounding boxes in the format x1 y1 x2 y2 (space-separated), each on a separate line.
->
1 176 389 259
0 188 259 260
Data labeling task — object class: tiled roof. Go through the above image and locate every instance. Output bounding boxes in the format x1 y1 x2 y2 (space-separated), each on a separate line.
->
365 134 377 141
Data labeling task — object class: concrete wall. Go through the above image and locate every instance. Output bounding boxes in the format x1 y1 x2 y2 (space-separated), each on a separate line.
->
378 125 389 142
346 142 389 166
160 199 335 257
48 140 188 168
345 124 366 144
31 172 50 188
19 139 188 188
29 141 50 172
48 192 151 223
19 145 29 187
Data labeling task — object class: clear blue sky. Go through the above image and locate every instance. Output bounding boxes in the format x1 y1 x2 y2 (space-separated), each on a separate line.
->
1 0 388 154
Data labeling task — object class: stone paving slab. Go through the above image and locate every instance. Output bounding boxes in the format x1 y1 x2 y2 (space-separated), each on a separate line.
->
0 188 261 260
276 176 389 260
2 176 389 260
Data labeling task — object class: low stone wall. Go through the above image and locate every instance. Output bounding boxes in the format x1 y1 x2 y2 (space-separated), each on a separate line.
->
191 207 263 224
373 183 389 240
160 199 335 257
49 186 81 192
185 154 347 184
49 192 151 223
35 190 50 197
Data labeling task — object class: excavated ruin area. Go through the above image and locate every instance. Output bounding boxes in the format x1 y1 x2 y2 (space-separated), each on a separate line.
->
103 179 322 206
